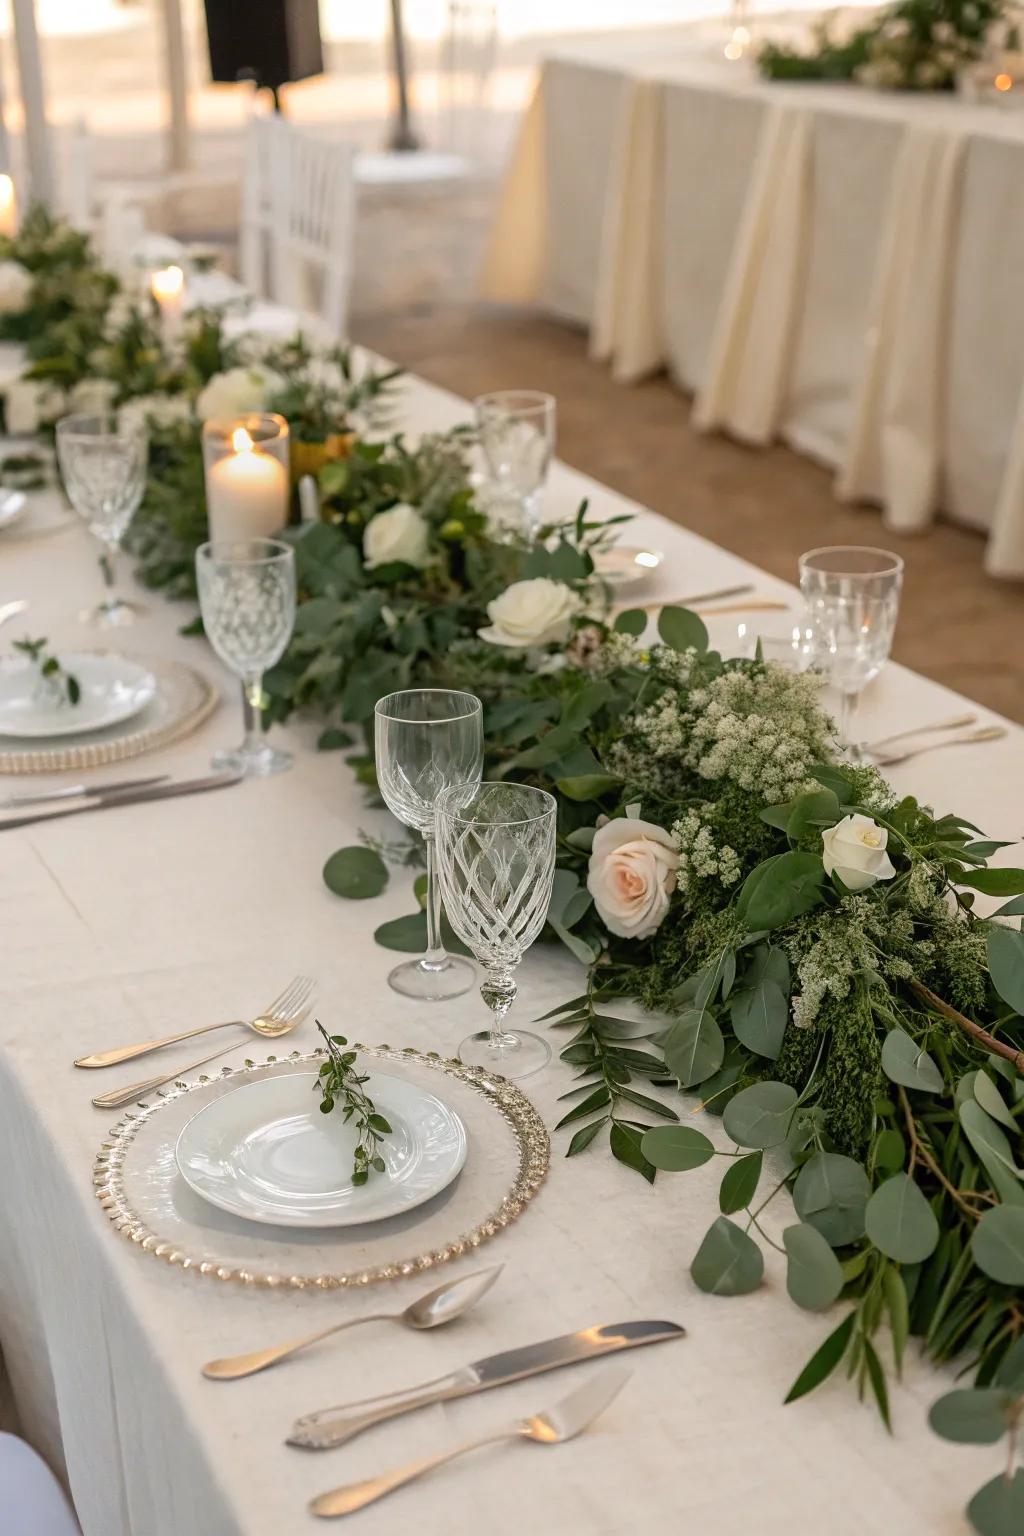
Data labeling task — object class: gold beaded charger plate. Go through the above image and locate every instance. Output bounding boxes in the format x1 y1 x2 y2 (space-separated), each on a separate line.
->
94 1046 549 1289
0 656 216 774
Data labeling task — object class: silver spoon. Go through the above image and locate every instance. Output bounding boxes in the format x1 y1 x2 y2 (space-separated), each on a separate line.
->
201 1264 504 1381
310 1364 631 1517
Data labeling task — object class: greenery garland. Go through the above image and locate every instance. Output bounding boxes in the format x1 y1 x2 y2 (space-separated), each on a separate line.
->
7 210 1024 1536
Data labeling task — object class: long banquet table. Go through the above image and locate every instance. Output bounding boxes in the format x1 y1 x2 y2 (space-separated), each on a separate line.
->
481 37 1024 578
1 353 1019 1535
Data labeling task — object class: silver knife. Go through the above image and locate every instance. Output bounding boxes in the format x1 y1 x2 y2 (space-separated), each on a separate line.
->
287 1319 685 1450
2 774 169 808
0 771 243 830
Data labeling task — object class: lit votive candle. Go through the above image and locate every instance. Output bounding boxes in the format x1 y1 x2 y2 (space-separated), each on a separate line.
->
0 175 19 240
151 263 185 344
205 425 289 542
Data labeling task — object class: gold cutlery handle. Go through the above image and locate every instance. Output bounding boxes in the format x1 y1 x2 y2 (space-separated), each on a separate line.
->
202 1314 393 1380
866 713 976 752
90 1042 244 1110
875 726 1006 767
289 1375 465 1450
75 1019 245 1069
310 1429 515 1517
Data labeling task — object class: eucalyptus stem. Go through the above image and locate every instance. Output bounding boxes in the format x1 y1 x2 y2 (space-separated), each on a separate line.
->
909 979 1024 1074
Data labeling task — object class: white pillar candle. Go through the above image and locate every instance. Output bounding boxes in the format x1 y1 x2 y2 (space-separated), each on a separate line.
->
0 175 18 239
206 426 289 541
151 263 185 344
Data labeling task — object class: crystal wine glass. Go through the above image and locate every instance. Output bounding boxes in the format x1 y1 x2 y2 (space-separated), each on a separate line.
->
435 781 557 1079
798 545 904 758
474 390 556 535
56 411 149 627
374 689 484 1002
195 537 296 777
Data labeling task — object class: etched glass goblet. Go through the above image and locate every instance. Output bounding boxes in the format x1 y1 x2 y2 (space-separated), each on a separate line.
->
56 411 149 627
374 689 484 1002
195 537 296 776
435 781 557 1079
474 390 555 535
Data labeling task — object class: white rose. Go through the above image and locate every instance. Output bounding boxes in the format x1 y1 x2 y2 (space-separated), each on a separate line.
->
69 378 119 415
0 260 33 315
4 378 66 435
478 577 582 648
195 365 285 422
587 816 681 941
821 813 897 893
120 392 193 431
363 503 430 570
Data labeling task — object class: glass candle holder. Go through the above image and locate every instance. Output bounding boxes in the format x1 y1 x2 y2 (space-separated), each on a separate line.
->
203 413 290 543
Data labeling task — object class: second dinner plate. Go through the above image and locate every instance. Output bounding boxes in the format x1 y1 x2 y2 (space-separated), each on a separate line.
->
0 652 157 738
175 1071 468 1229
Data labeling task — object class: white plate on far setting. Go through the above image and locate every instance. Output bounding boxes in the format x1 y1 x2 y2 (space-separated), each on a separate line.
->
0 652 157 739
593 544 664 589
174 1072 469 1229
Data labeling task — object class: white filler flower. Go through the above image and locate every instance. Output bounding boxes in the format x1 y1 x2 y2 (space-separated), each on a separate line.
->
587 816 681 940
478 577 582 648
0 260 33 315
195 365 284 422
362 503 430 569
821 813 897 892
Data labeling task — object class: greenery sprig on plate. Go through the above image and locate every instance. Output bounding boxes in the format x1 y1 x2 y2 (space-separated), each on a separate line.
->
12 636 80 705
314 1021 392 1185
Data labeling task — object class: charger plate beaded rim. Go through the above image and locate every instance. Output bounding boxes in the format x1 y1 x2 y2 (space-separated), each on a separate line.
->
92 1044 550 1289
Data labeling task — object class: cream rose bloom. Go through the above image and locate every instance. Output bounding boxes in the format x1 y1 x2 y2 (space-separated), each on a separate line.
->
363 503 430 569
4 378 66 435
478 578 582 649
0 260 32 315
195 365 285 422
821 813 897 892
119 392 193 431
587 816 681 940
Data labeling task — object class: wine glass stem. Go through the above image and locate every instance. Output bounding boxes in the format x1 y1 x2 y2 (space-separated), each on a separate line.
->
242 675 264 754
481 968 516 1051
839 689 862 758
100 540 118 599
422 832 449 974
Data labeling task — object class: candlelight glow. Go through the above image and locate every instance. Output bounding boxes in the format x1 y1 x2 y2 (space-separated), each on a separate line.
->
232 427 255 453
151 264 184 300
995 72 1014 91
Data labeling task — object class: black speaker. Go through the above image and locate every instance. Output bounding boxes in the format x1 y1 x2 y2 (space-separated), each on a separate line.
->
204 0 324 91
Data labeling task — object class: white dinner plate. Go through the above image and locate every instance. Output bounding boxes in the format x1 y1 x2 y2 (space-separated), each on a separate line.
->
593 544 664 588
0 490 27 531
175 1071 469 1229
0 652 157 738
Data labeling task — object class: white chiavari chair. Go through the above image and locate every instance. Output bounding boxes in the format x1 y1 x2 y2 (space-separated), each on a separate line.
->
239 108 287 301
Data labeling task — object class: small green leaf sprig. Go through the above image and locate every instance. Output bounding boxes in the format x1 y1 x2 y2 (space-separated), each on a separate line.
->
314 1021 392 1185
13 636 80 705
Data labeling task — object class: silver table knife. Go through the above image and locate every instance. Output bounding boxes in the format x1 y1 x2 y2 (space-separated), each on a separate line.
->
2 774 169 808
0 771 243 830
287 1319 685 1450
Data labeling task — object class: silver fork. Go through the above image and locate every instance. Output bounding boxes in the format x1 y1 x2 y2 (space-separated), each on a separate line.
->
865 713 977 753
77 975 315 1070
872 726 1006 767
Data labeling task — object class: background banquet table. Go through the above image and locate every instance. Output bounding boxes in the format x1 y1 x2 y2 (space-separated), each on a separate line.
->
0 354 1018 1535
481 40 1024 577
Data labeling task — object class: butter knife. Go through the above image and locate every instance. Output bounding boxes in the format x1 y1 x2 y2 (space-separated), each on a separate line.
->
2 774 169 808
287 1319 685 1450
0 771 243 830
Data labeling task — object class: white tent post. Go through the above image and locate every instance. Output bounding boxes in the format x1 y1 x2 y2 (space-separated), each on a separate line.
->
160 0 191 173
11 0 53 205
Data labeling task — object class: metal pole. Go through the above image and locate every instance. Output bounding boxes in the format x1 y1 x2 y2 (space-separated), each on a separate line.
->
387 0 420 152
159 0 191 173
0 35 12 175
11 0 53 205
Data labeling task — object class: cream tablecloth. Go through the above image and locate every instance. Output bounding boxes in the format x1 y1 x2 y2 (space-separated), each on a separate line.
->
1 358 1019 1535
482 42 1024 577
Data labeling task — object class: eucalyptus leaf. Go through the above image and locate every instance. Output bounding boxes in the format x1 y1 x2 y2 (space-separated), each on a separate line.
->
972 1205 1024 1284
957 868 1024 896
373 911 471 956
691 1216 764 1296
641 1124 716 1172
987 923 1024 1015
556 772 622 802
730 979 788 1059
993 896 1024 919
614 608 647 636
786 788 840 843
966 1469 1024 1536
609 1121 656 1184
722 1081 797 1148
783 1223 845 1311
880 1028 943 1093
664 1008 725 1088
657 605 708 655
719 1151 763 1213
739 851 825 931
865 1172 940 1263
973 1071 1019 1132
928 1388 1017 1445
784 1311 856 1403
959 1101 1024 1207
792 1152 870 1247
322 846 388 899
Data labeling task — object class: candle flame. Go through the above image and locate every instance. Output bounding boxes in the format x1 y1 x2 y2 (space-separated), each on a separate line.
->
151 264 184 298
995 72 1014 91
0 174 14 205
232 427 255 453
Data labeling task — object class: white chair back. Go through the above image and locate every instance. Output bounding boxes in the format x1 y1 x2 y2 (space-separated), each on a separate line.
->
273 126 356 338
